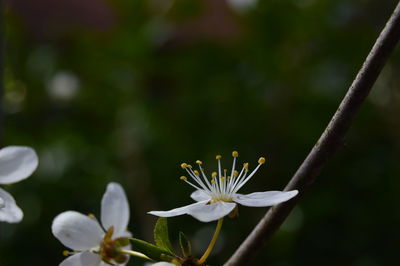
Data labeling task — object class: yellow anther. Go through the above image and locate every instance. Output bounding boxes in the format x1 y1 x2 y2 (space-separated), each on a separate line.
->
194 170 200 176
221 177 226 182
227 176 231 180
233 170 239 177
232 151 239 157
87 213 96 219
258 157 266 164
216 155 222 159
181 163 188 169
180 176 187 181
63 250 70 257
211 179 216 184
196 160 203 165
187 164 193 169
212 172 217 178
243 163 249 170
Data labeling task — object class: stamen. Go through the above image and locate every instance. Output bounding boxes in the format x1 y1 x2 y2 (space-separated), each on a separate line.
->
233 161 264 193
179 152 266 202
180 176 203 191
63 250 75 256
198 164 216 194
228 164 248 194
216 156 223 192
229 152 238 191
185 167 212 191
222 169 228 194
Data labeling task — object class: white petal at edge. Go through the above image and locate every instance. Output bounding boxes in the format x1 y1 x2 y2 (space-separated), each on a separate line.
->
151 263 175 266
52 211 104 251
0 146 38 184
0 187 23 223
60 251 101 266
187 201 237 222
148 201 208 218
233 190 299 207
190 190 211 202
101 182 130 238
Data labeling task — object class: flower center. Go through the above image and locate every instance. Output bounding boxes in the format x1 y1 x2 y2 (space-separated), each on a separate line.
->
100 226 130 265
180 151 265 200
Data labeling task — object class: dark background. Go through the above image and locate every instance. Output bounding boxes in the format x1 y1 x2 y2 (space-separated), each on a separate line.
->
1 0 400 265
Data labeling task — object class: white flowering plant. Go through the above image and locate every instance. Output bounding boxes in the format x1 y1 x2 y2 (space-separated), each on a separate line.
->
47 151 298 265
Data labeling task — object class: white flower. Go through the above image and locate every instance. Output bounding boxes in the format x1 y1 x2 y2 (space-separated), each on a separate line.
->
52 182 131 266
149 152 298 222
0 146 38 223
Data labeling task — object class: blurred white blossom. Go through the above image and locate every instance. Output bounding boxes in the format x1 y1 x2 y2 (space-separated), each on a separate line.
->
47 71 80 101
227 0 258 13
0 146 38 223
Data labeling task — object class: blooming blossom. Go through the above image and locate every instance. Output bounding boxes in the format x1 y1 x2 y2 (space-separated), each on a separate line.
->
0 146 38 223
52 182 131 266
149 152 298 222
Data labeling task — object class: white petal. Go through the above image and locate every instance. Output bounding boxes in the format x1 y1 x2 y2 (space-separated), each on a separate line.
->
99 262 113 266
233 190 298 207
52 211 104 251
151 263 175 266
60 251 101 266
190 190 211 202
187 201 237 222
0 187 23 223
148 201 208 218
101 182 130 238
0 146 38 184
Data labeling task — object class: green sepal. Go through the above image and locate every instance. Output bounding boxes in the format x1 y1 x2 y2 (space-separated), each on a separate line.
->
179 231 192 257
154 217 175 255
129 238 175 261
114 237 130 247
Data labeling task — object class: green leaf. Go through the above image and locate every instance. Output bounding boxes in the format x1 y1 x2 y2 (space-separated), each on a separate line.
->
154 217 175 255
130 238 175 261
179 231 192 257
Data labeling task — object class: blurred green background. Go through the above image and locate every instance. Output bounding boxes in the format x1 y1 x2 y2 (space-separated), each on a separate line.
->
1 0 400 265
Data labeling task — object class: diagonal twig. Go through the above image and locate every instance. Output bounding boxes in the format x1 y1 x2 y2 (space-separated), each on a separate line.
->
0 0 4 146
225 1 400 265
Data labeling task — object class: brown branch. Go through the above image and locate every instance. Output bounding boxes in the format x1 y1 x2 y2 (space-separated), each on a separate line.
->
0 0 4 147
225 1 400 265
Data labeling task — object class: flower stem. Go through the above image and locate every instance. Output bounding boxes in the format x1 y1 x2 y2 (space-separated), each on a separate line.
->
121 249 154 261
198 218 224 264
